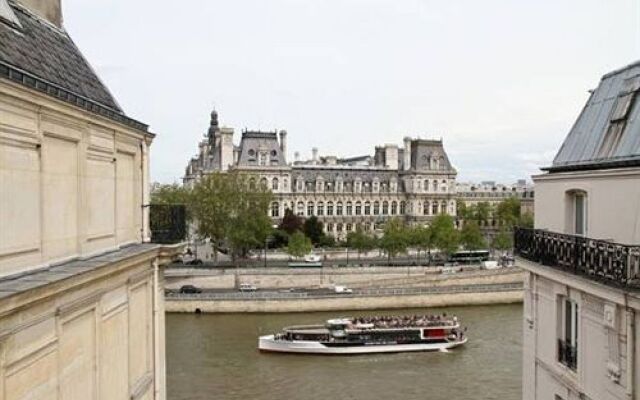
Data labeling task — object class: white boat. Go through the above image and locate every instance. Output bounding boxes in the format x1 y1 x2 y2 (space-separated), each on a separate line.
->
258 314 467 355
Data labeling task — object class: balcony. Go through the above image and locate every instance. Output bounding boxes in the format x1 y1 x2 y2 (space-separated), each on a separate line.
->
149 204 187 244
557 339 577 370
514 227 640 289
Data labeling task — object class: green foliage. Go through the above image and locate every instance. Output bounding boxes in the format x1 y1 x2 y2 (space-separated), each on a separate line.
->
379 218 409 259
151 182 191 205
287 231 313 258
495 197 521 227
518 211 534 228
474 202 493 222
492 227 513 251
318 234 336 248
409 225 433 253
270 229 290 248
303 216 324 245
459 221 487 250
347 228 377 257
189 172 273 262
279 208 303 235
430 214 459 256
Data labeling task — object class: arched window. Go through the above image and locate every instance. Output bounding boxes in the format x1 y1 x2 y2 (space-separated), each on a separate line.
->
400 201 406 215
271 202 280 217
433 180 439 192
432 202 439 215
382 201 389 215
440 201 447 214
283 178 288 191
355 201 362 215
373 201 380 215
297 201 304 216
307 201 314 216
364 201 371 215
423 201 430 215
327 201 334 216
391 201 397 215
336 201 343 216
260 177 268 188
317 201 325 216
249 178 256 190
346 201 353 215
424 180 430 192
272 177 279 191
337 223 343 233
441 180 447 192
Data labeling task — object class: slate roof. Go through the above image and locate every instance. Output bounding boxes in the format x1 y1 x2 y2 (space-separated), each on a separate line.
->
0 1 148 131
236 130 288 167
548 60 640 172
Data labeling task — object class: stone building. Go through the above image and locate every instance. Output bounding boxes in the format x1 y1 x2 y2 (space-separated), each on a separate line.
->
0 1 182 399
456 180 534 215
184 111 458 240
516 61 640 400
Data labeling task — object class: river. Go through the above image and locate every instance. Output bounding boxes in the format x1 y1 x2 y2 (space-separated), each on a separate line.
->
166 304 522 400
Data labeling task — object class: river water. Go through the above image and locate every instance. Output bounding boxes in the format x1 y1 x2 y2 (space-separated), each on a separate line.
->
166 304 522 400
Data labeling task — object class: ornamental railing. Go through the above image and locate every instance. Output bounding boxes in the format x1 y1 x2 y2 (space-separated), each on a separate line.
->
149 204 187 244
514 227 640 288
558 339 577 370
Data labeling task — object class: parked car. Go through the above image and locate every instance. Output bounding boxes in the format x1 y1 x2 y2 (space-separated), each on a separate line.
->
179 285 202 294
239 283 258 292
331 285 353 294
304 253 321 263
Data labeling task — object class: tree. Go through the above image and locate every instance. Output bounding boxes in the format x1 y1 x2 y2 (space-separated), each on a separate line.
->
409 225 433 264
318 234 336 248
474 202 493 223
518 211 534 228
347 228 376 260
151 182 191 206
495 197 521 227
287 231 312 258
379 218 409 263
189 172 273 265
430 214 459 258
493 227 513 252
303 216 324 245
279 208 303 235
459 221 487 250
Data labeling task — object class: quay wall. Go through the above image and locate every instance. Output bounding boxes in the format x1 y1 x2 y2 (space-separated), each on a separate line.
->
165 267 524 290
165 289 523 313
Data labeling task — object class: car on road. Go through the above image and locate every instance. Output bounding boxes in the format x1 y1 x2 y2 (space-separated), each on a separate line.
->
179 285 202 294
239 283 258 292
331 285 353 294
304 254 321 263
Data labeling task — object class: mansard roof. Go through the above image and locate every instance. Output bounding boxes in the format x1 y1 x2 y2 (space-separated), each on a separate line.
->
547 60 640 172
236 130 287 167
0 1 148 132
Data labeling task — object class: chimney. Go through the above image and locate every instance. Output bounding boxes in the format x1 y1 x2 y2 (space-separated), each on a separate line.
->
279 130 287 159
403 137 412 170
312 147 318 164
18 0 62 27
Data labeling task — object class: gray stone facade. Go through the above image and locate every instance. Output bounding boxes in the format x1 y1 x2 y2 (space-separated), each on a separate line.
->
184 111 458 240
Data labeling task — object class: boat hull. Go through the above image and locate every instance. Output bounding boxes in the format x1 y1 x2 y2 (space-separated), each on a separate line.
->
258 335 468 355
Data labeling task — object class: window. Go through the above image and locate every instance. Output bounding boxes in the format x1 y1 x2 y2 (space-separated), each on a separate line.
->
272 177 279 191
346 223 353 232
271 202 280 217
259 152 268 166
558 297 578 371
327 223 334 232
355 201 362 216
337 223 343 233
317 201 324 216
373 201 380 215
382 201 389 215
441 180 447 192
364 201 371 215
400 201 406 215
307 202 315 216
391 201 397 215
336 202 343 216
423 202 430 215
249 178 256 190
283 178 288 191
432 202 439 215
424 180 430 192
296 201 304 216
599 77 640 157
567 191 587 236
433 180 439 192
440 201 447 214
327 201 334 216
346 201 353 215
260 177 268 188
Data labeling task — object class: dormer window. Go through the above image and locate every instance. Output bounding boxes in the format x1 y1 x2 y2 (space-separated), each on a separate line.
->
0 0 22 29
599 76 640 158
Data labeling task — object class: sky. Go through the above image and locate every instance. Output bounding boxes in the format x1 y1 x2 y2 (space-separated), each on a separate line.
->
63 0 640 184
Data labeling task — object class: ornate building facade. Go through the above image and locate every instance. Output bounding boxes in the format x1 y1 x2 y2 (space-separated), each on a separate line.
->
184 111 458 240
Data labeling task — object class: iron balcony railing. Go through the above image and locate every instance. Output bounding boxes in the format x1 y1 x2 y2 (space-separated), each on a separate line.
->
149 204 187 244
514 227 640 288
558 339 577 370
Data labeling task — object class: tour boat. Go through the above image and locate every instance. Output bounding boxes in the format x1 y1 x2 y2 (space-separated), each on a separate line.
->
258 314 467 355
